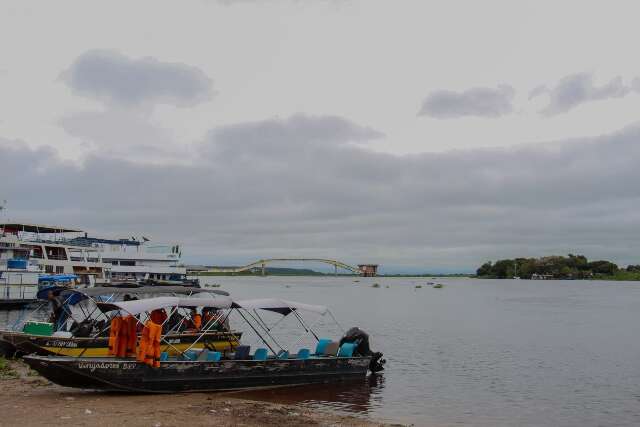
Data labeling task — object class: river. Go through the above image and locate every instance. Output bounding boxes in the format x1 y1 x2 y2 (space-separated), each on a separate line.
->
3 276 640 426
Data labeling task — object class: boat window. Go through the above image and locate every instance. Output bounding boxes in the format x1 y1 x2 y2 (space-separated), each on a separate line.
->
45 265 53 273
120 260 135 266
44 246 67 261
55 266 64 273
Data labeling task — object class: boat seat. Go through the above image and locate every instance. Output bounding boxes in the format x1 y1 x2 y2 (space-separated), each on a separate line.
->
159 352 169 362
253 348 268 361
323 342 339 356
338 343 356 358
296 348 310 360
314 338 332 355
276 350 289 360
184 350 199 361
207 351 221 362
234 345 251 360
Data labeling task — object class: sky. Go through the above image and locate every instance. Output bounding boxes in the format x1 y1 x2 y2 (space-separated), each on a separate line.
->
2 0 640 273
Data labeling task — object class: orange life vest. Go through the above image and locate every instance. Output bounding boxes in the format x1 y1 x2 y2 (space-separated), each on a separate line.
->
108 316 122 356
137 320 162 367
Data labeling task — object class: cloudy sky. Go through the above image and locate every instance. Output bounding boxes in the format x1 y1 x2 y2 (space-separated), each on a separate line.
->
2 1 640 272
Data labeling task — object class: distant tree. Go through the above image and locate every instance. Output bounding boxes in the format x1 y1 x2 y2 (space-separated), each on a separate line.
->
626 265 640 272
476 262 493 277
586 260 618 275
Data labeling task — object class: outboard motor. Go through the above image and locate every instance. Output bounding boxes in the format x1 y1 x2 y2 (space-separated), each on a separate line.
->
339 327 386 373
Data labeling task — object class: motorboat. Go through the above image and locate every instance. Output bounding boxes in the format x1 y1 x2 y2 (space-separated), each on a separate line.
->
24 297 385 393
0 286 237 358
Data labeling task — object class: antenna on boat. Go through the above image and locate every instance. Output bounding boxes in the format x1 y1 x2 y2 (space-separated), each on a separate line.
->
0 200 5 234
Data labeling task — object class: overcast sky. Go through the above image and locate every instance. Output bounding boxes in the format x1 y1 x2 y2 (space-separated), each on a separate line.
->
2 1 640 272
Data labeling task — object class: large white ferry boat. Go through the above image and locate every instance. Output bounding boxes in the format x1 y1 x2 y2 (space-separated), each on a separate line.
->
0 222 190 288
65 236 188 284
0 223 111 286
0 234 41 307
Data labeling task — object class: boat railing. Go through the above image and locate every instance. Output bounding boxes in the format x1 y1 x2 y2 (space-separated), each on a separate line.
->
0 279 38 301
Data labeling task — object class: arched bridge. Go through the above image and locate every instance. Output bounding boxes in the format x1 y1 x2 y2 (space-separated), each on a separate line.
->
205 258 378 276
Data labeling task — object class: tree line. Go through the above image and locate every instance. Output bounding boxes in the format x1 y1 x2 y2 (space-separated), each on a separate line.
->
477 254 640 279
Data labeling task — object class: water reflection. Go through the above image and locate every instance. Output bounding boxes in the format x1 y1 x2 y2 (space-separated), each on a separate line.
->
233 374 386 415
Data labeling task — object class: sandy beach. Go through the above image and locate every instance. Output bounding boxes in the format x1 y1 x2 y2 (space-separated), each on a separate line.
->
0 359 401 427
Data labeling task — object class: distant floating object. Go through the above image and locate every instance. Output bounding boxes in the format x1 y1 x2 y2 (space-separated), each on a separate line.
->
372 283 380 288
427 282 434 285
208 283 221 288
284 285 291 288
385 285 390 288
415 285 422 289
353 280 360 283
433 284 444 289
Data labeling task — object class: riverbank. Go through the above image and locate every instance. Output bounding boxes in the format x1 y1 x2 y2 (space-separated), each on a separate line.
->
0 359 400 427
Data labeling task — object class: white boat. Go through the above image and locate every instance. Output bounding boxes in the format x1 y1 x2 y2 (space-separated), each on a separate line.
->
0 223 111 286
65 236 189 285
0 234 41 307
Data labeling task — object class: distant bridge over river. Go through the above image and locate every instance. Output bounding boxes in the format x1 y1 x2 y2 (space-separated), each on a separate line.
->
203 258 378 277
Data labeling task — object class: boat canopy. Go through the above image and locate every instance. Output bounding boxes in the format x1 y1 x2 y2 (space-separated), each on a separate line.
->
0 223 83 234
97 297 181 315
178 296 232 309
82 286 229 297
232 298 329 316
38 274 79 283
36 285 86 305
97 295 233 315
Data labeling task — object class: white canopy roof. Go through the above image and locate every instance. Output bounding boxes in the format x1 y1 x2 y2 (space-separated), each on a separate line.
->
178 296 232 309
232 298 329 315
98 297 180 315
98 296 234 314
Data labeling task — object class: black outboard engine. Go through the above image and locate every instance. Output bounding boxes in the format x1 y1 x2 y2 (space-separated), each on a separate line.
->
339 327 385 373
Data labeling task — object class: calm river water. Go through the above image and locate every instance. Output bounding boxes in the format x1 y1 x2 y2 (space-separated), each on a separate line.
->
3 276 640 426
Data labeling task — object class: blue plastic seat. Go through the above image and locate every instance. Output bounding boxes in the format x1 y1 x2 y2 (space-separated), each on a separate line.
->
338 343 356 358
159 351 169 361
314 338 331 355
277 350 289 359
207 351 221 362
296 348 310 360
253 348 268 361
184 350 198 361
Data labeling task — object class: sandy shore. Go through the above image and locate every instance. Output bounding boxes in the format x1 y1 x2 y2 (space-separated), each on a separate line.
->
0 359 402 427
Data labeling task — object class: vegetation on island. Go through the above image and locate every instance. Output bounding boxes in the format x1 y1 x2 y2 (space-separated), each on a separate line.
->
477 254 640 280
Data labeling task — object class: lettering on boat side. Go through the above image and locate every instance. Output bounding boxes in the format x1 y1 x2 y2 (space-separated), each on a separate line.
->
45 340 79 348
77 362 137 372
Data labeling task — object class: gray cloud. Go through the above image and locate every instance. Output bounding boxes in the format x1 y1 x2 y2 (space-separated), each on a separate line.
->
61 49 214 108
418 85 515 119
3 118 640 272
531 73 632 116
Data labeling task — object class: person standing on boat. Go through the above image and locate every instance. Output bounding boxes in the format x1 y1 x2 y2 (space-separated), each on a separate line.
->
47 290 64 330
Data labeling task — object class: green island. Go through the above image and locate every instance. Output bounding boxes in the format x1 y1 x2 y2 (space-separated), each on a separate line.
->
476 254 640 280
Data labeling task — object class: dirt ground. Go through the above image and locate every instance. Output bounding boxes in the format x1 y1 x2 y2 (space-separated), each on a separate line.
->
0 359 403 427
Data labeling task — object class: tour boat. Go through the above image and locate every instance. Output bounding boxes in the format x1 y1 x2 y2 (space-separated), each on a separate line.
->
24 297 385 393
0 223 111 286
0 233 41 307
0 286 237 358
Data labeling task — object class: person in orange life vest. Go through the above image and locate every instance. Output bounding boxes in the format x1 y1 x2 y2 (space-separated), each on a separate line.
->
185 308 202 330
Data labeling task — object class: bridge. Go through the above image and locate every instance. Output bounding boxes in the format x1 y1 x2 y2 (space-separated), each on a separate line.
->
203 258 378 277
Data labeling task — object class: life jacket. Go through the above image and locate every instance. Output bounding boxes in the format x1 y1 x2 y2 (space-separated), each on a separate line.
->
137 320 162 367
108 316 122 356
119 315 137 357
